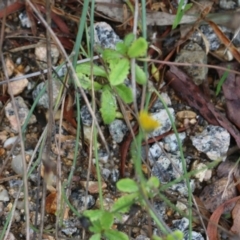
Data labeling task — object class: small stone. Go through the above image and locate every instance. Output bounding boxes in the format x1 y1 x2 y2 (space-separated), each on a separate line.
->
152 154 183 183
11 154 24 175
93 22 121 49
172 217 189 232
191 125 230 161
69 190 95 212
5 57 15 77
102 168 111 179
81 181 107 194
80 105 93 126
35 42 60 68
0 130 8 143
19 11 31 28
61 219 79 236
149 108 175 138
153 201 167 220
150 92 172 112
32 79 62 108
0 185 9 201
176 201 187 212
4 136 19 149
148 142 164 163
192 161 212 182
5 97 37 132
152 153 194 196
8 73 28 95
163 132 186 153
175 42 208 85
109 119 128 143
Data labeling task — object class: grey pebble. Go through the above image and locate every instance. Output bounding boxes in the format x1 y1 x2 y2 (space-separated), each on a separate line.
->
69 190 95 212
191 125 230 161
11 154 24 175
109 119 128 143
93 22 122 49
32 79 61 108
0 185 9 201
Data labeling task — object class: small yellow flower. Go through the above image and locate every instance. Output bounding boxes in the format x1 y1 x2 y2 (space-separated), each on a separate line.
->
139 110 160 132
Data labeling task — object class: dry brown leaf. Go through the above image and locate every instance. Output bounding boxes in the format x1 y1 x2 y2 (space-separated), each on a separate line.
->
231 199 240 234
216 63 240 130
206 20 240 63
207 196 240 240
45 192 57 214
200 177 237 213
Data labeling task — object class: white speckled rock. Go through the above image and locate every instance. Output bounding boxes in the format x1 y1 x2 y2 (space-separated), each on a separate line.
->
148 108 175 138
163 132 186 153
191 125 230 161
93 22 122 49
109 119 128 143
5 96 37 132
148 142 164 164
152 153 194 196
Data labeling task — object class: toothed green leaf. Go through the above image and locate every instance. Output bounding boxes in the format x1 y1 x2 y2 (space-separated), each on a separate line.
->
77 72 102 90
127 37 148 58
76 63 107 77
100 88 117 124
115 84 133 103
109 58 129 86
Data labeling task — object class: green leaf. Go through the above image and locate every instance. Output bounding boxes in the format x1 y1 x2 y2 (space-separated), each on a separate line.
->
84 210 104 222
77 72 102 90
103 49 123 63
172 0 193 29
100 88 117 124
216 66 229 96
109 58 130 86
76 63 107 77
135 64 147 85
116 42 128 55
124 33 135 47
100 211 114 230
89 221 102 234
104 229 129 240
90 233 101 240
117 178 139 192
114 84 133 103
111 193 138 213
127 37 148 58
166 230 184 240
147 176 160 189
